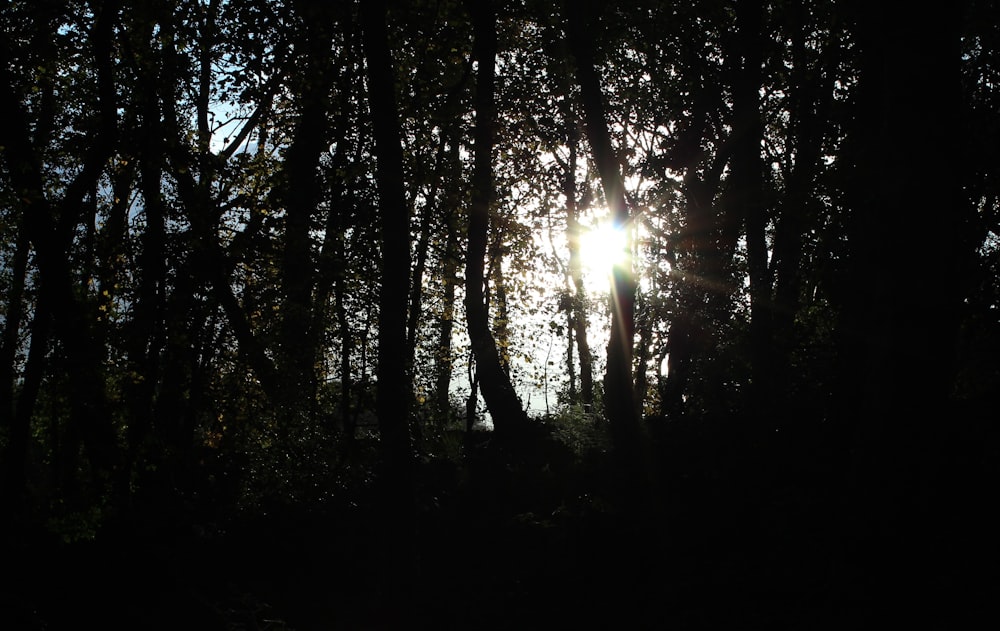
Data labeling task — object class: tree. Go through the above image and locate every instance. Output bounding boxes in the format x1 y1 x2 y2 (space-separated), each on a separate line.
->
562 123 595 409
0 0 124 508
360 0 416 483
463 0 530 434
275 0 338 419
838 3 972 537
729 0 770 427
564 0 640 461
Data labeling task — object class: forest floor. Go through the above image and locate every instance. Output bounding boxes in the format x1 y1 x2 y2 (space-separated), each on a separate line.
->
3 422 998 630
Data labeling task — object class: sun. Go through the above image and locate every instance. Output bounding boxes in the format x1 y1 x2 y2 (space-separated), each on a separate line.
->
579 218 628 288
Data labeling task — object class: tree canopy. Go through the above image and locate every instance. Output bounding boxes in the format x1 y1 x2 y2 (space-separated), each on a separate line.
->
1 0 998 627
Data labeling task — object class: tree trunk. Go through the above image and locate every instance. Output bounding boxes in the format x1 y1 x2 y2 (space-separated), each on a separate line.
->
361 3 417 593
125 11 170 473
314 96 356 435
463 0 529 435
406 136 449 361
566 1 639 454
770 4 837 418
839 3 969 558
564 127 594 409
434 161 462 420
0 218 32 509
158 11 283 404
731 0 771 425
277 2 337 417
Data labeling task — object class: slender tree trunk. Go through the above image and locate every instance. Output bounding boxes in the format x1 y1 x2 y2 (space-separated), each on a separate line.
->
277 4 336 417
334 267 354 436
731 0 771 425
125 12 170 474
0 219 29 433
362 0 415 468
634 291 653 418
566 1 639 458
434 174 462 419
661 161 723 417
770 6 837 417
406 136 448 360
463 0 529 435
314 97 357 435
361 6 417 598
151 253 200 461
564 128 594 409
0 219 31 508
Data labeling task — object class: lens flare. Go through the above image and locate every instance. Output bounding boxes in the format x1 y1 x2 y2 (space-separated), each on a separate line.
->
580 219 628 278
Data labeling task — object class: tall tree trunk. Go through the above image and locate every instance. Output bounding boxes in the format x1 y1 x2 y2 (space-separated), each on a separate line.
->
566 1 639 459
124 8 170 476
360 3 417 597
314 94 357 436
634 291 653 418
362 0 415 471
406 136 448 359
0 217 31 509
770 5 837 418
0 219 28 424
463 0 529 435
277 2 336 418
839 3 969 557
434 160 462 420
564 127 594 409
731 0 771 425
334 265 354 436
661 154 726 417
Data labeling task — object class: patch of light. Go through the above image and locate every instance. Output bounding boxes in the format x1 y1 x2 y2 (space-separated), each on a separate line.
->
579 217 628 288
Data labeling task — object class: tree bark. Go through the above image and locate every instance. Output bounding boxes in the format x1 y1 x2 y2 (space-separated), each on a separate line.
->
770 4 837 417
277 1 337 416
434 141 463 419
565 1 639 451
731 0 771 425
124 6 171 473
360 0 416 506
839 2 969 555
360 0 418 601
0 214 31 508
564 127 594 409
463 0 529 435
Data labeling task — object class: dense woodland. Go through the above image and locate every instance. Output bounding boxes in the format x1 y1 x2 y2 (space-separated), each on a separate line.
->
1 0 999 628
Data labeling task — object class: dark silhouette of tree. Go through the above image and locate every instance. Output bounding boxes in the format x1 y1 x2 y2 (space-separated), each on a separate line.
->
463 0 530 434
564 1 640 464
768 1 839 424
1 0 124 507
360 0 416 487
275 1 338 420
730 0 770 428
837 3 973 543
562 124 595 409
433 136 465 421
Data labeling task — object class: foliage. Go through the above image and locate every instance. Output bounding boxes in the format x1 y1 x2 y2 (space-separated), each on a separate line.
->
0 2 997 625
